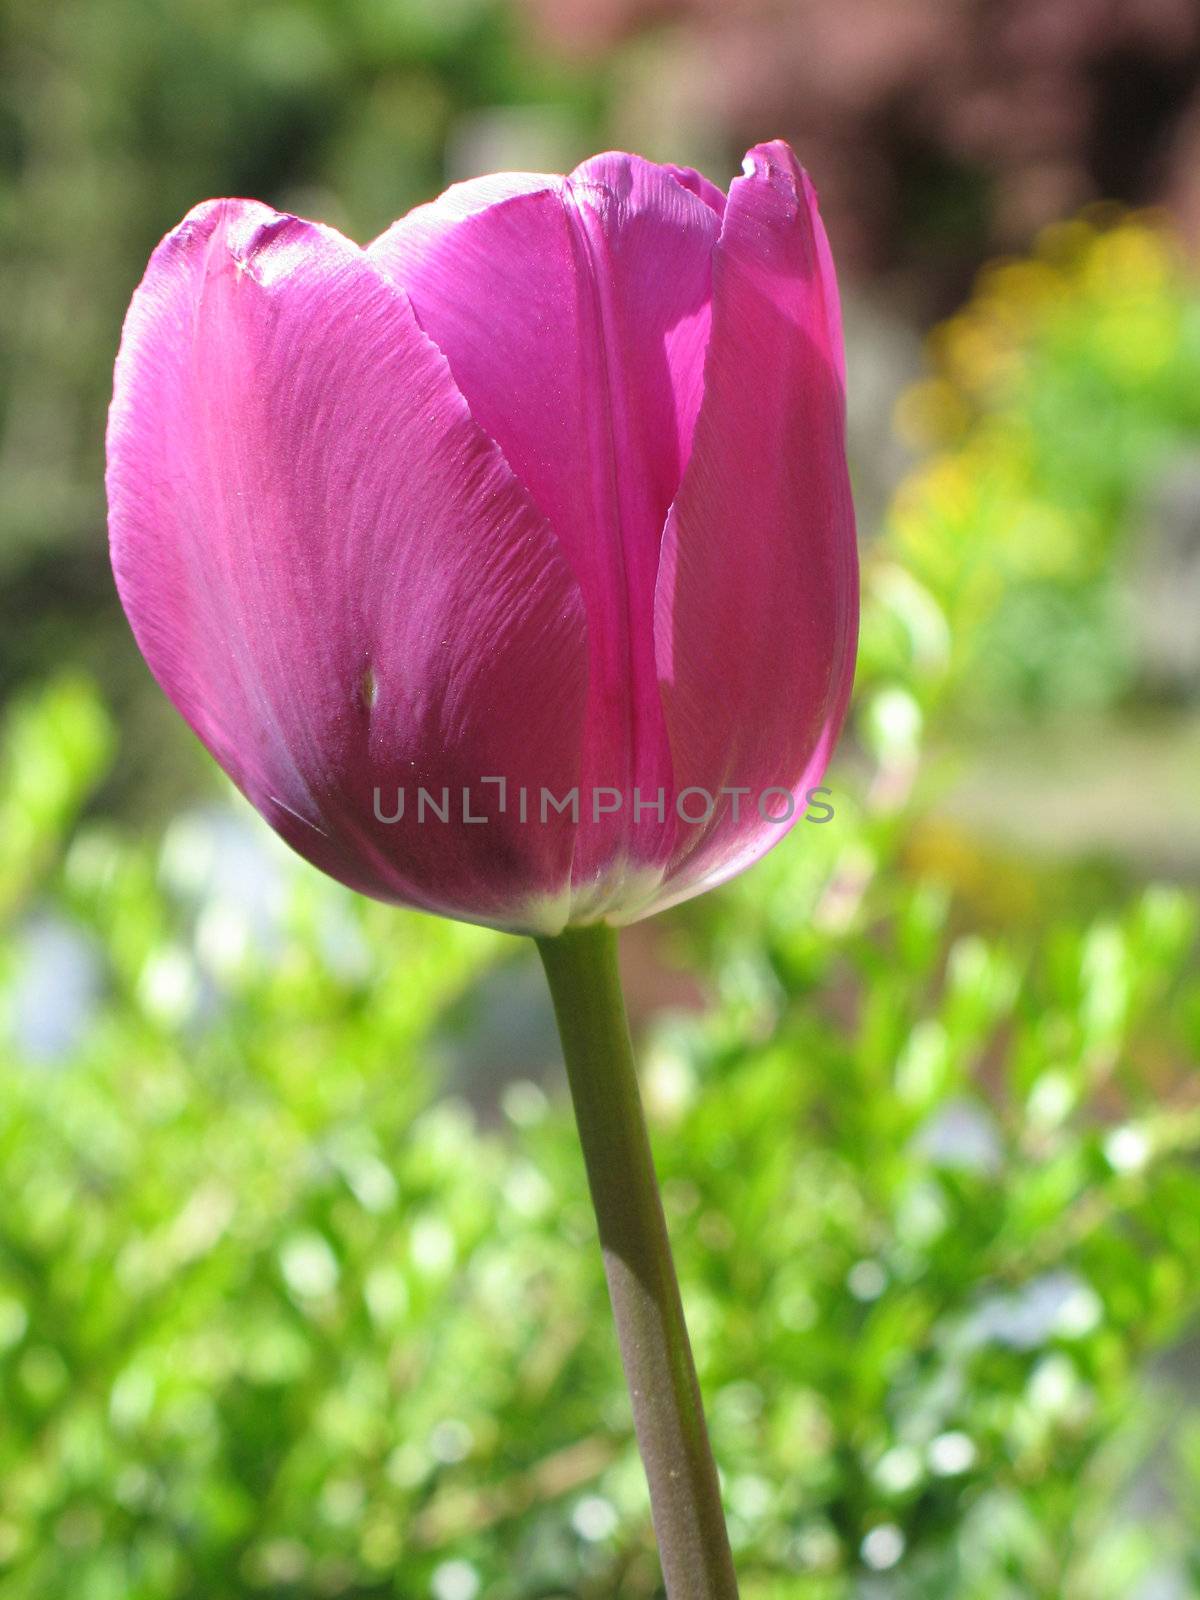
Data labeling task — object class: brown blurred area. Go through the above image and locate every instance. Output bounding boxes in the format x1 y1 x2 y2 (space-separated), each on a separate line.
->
521 0 1200 310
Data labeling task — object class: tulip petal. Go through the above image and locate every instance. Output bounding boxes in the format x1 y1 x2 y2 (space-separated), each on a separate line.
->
662 163 727 217
650 142 858 911
107 200 588 932
369 159 720 905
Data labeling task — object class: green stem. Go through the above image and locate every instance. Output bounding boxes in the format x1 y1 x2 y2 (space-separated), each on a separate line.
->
536 923 738 1599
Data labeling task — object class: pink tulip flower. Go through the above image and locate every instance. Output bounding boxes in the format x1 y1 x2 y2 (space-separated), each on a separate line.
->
107 141 858 934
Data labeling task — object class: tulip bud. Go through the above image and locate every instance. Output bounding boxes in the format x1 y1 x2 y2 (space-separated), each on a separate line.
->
107 142 857 933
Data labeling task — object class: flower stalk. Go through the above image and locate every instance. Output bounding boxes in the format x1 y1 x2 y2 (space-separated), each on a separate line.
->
536 923 738 1598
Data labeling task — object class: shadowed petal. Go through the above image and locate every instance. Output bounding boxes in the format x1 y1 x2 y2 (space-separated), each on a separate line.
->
369 159 721 904
650 142 858 913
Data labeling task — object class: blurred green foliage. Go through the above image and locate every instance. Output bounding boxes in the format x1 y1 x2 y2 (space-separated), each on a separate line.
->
1 648 1198 1597
883 213 1200 721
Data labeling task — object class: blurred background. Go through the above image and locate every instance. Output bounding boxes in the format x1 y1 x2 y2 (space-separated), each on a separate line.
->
2 1 1200 1596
